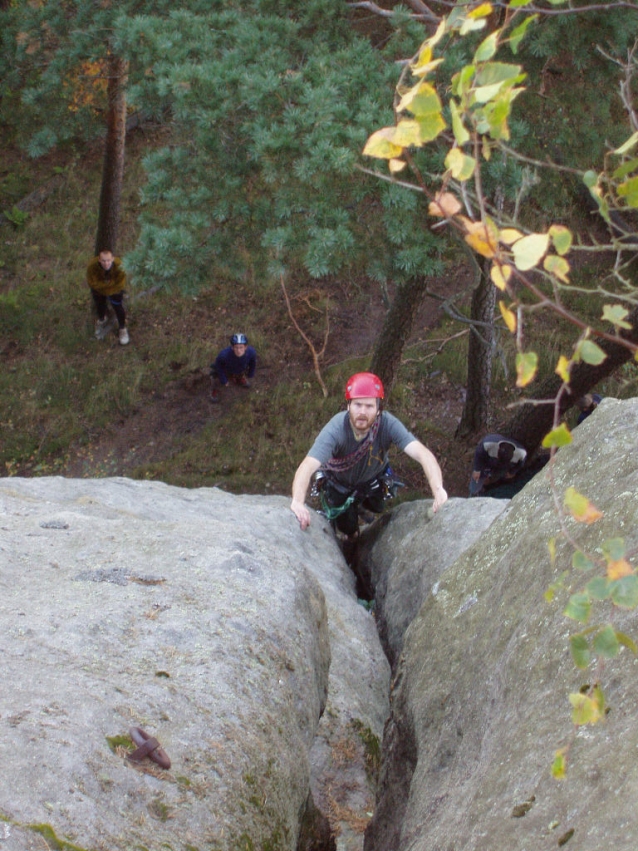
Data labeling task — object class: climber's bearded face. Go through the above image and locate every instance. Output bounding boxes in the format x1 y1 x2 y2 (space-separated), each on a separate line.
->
347 398 379 437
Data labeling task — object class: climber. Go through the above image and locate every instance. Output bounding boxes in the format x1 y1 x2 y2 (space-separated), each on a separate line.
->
290 372 448 536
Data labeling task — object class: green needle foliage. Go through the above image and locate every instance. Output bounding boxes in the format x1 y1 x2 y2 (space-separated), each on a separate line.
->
119 2 443 291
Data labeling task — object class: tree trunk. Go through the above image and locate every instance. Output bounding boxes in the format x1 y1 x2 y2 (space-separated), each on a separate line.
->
455 258 495 438
94 51 129 255
370 276 431 394
502 304 638 454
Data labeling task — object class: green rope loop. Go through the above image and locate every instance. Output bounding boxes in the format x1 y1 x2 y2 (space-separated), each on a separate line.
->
320 491 356 521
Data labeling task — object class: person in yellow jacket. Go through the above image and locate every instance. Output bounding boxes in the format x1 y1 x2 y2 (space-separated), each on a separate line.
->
86 249 129 345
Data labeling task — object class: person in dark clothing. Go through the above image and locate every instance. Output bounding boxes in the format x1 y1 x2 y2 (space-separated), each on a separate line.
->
469 433 527 497
290 372 447 537
575 393 602 425
210 333 257 402
87 250 129 345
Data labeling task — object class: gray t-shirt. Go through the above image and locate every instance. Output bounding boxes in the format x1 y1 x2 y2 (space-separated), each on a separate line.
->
308 411 416 488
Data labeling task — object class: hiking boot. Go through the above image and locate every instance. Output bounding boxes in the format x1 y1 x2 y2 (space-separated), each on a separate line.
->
95 317 110 339
119 327 130 345
210 388 220 403
236 375 250 388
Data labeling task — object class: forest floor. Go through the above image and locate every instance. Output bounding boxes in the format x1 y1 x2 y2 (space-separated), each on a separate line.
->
53 272 481 500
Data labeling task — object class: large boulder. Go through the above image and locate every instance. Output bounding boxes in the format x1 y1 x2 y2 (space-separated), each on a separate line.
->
359 497 508 667
365 397 638 851
0 478 389 851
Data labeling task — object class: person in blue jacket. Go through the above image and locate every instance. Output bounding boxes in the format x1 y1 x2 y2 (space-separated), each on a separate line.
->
575 393 602 424
210 333 257 402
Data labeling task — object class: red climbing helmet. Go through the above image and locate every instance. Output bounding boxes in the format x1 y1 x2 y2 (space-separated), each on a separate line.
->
345 372 384 400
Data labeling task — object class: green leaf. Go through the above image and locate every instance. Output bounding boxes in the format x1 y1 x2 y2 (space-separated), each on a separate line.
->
512 233 549 270
415 112 447 144
614 131 638 155
474 31 499 63
543 254 570 282
474 81 510 104
564 592 591 624
450 99 470 145
602 304 632 330
551 749 567 779
617 176 638 207
570 634 591 668
475 61 526 88
508 14 538 54
452 64 477 98
593 625 620 659
577 339 606 366
585 576 610 601
515 350 538 387
542 423 572 449
616 631 638 654
601 538 626 561
612 157 638 180
610 575 638 608
549 224 572 255
545 570 568 603
572 550 595 571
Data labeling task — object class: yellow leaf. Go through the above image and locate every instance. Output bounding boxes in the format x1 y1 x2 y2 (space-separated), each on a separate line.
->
543 254 570 283
463 218 499 258
389 158 407 174
468 2 493 18
607 559 634 580
498 300 517 333
564 486 603 524
569 692 603 725
411 56 445 78
445 147 476 180
542 423 572 449
363 128 404 160
554 355 571 383
460 17 487 35
397 82 442 117
416 111 447 144
393 119 423 147
499 228 523 245
512 233 550 271
515 351 538 387
490 262 511 291
428 191 462 218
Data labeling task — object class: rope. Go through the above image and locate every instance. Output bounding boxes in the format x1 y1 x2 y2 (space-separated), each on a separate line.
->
320 491 357 521
323 414 381 473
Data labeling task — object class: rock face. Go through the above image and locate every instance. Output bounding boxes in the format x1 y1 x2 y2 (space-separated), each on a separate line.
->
359 497 508 668
365 397 638 851
4 397 638 851
0 478 389 851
